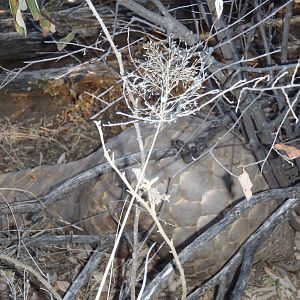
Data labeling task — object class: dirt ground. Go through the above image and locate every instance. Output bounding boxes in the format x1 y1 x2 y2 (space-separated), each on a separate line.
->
1 82 300 299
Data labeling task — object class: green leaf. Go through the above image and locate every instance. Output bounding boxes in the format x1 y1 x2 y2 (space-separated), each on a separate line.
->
9 0 55 36
39 17 55 35
16 8 27 36
9 0 27 36
39 10 56 35
26 0 41 21
19 0 27 11
57 31 75 51
9 0 18 15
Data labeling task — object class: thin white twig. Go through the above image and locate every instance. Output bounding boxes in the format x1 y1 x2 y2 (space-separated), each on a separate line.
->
137 242 156 300
94 120 187 299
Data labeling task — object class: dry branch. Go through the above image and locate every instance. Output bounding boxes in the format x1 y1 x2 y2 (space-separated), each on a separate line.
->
141 186 300 299
187 197 298 299
0 254 63 300
118 0 199 45
1 234 115 248
63 244 108 300
1 1 299 299
0 146 177 216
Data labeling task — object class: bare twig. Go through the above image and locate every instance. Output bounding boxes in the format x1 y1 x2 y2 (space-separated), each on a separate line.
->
0 255 62 300
281 1 294 63
0 234 118 248
131 205 141 299
141 186 300 299
94 121 187 299
119 0 198 45
63 244 108 300
137 242 156 300
187 197 298 299
0 146 177 216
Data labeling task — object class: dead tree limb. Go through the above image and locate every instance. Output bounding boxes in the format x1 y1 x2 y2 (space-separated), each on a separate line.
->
1 234 116 248
63 244 108 300
118 0 199 45
281 1 294 63
187 197 298 299
141 186 300 299
0 146 177 216
0 254 63 300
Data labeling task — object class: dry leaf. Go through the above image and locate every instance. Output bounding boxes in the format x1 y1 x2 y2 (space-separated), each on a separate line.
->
57 152 66 164
56 281 70 292
238 169 253 200
274 143 300 159
16 8 27 36
264 267 296 292
215 0 223 19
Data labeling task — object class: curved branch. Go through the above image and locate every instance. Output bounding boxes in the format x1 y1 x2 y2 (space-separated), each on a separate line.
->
0 254 63 300
0 146 177 215
142 186 300 299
